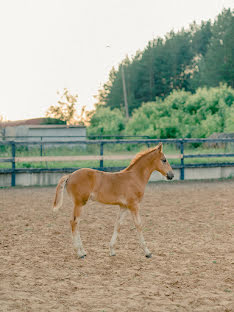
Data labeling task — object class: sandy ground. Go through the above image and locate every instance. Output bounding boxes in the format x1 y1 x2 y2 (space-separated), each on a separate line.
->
0 180 234 312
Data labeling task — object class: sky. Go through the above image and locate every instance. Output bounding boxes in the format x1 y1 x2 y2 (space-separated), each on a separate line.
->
0 0 233 121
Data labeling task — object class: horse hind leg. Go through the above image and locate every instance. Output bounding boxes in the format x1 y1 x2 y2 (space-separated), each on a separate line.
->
110 207 128 256
70 203 86 258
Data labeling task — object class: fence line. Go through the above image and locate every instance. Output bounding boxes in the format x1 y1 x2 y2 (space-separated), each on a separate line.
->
0 138 234 186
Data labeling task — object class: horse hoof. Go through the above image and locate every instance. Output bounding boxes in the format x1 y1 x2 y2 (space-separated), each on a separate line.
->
145 253 152 258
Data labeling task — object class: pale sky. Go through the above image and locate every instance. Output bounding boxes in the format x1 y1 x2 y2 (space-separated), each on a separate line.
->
0 0 233 121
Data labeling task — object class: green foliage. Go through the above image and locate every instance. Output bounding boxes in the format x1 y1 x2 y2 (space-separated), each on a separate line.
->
41 118 66 125
96 9 233 114
224 106 234 132
124 85 234 138
89 8 233 139
87 107 125 136
89 85 234 138
195 9 234 88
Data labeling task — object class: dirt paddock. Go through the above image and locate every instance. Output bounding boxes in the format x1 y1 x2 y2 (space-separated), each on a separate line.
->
0 180 234 311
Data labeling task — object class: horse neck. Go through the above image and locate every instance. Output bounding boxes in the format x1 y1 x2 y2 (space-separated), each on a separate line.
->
130 152 156 184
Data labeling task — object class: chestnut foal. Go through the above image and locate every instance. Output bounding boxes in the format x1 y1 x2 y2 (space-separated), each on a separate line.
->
53 143 174 258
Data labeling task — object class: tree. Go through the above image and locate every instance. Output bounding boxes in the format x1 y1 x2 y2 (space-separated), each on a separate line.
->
95 9 233 115
95 26 198 114
87 107 125 136
196 9 234 88
46 88 78 125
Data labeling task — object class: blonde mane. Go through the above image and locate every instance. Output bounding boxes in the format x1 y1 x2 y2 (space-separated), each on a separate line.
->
125 146 159 171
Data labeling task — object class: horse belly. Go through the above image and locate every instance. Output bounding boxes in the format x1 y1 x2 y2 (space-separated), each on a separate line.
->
93 176 128 206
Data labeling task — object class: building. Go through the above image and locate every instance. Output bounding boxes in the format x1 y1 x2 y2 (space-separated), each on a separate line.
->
0 118 86 142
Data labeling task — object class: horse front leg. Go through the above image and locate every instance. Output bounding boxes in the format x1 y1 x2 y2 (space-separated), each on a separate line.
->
70 204 86 258
130 206 152 258
110 206 128 256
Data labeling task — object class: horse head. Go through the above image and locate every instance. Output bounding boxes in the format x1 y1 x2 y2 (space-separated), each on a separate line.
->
154 143 174 180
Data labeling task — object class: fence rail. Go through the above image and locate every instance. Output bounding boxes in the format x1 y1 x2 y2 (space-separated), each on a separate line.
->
0 138 234 186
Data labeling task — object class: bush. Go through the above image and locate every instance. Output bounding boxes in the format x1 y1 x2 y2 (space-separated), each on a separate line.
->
87 107 126 137
224 105 234 132
124 85 234 138
88 85 233 139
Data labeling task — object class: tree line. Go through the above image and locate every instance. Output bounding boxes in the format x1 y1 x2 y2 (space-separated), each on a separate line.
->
96 9 233 116
40 8 234 140
88 85 234 138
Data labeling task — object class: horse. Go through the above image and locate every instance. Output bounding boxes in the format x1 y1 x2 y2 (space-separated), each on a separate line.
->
52 142 174 258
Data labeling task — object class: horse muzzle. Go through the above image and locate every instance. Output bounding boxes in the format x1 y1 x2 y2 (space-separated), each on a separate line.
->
166 171 174 180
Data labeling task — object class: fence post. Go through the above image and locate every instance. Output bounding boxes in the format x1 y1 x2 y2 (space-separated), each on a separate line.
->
180 140 184 180
11 142 16 186
40 136 43 156
100 142 104 169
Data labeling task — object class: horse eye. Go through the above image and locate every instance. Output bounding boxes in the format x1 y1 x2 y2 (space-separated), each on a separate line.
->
162 158 167 163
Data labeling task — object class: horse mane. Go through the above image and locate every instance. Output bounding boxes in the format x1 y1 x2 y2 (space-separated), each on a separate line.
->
124 146 159 171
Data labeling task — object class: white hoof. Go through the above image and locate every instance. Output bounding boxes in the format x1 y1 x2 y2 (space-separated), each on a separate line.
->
110 249 116 256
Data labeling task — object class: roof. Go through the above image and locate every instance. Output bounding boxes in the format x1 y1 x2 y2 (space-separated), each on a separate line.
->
27 125 86 129
0 118 47 127
0 118 85 128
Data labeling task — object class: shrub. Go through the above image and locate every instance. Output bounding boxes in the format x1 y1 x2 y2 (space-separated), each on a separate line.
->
87 107 125 137
124 85 234 138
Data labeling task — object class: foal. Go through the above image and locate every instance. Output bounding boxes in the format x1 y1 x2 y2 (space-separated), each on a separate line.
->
53 142 174 258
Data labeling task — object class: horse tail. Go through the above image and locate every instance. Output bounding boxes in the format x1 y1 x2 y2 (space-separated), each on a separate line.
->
53 174 71 212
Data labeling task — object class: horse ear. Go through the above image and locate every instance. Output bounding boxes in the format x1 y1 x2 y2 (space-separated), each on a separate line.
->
157 142 163 152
